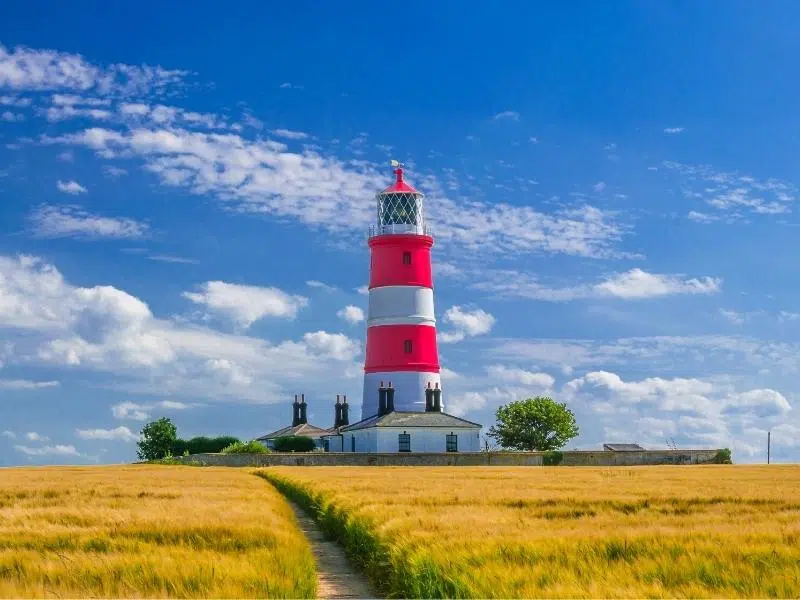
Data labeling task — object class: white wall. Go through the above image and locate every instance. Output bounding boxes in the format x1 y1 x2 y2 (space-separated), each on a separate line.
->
367 286 435 326
325 426 480 453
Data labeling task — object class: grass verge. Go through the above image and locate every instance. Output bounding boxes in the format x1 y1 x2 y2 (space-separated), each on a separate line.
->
256 470 472 598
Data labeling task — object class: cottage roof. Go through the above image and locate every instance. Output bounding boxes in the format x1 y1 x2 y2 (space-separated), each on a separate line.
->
335 411 482 433
256 422 332 441
603 443 645 451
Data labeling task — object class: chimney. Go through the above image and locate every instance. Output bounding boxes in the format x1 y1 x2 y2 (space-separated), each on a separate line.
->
341 395 350 426
334 394 342 428
299 393 307 424
386 382 395 413
425 382 433 412
378 381 387 416
292 394 300 426
433 383 442 412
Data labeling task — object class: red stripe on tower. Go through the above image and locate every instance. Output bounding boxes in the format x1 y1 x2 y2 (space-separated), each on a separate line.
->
361 164 442 417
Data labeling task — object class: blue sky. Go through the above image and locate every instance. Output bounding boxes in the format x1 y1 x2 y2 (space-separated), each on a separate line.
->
2 1 799 465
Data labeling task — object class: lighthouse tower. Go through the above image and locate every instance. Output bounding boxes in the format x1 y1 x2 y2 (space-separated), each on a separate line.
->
362 163 441 418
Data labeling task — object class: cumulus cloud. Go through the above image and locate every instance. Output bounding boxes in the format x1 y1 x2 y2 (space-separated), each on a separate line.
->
56 180 87 195
486 365 555 388
183 281 308 328
478 268 721 301
0 254 362 403
0 43 186 96
14 444 80 457
111 399 189 421
25 432 49 442
1 430 16 439
337 305 364 325
29 205 149 239
664 127 685 134
306 280 338 292
76 426 139 442
49 127 625 259
440 305 496 343
302 331 361 361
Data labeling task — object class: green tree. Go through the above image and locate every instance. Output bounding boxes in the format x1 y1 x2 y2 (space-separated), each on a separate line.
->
137 417 178 461
488 397 579 451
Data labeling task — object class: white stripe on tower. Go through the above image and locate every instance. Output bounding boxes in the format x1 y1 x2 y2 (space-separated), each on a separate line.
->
367 286 435 327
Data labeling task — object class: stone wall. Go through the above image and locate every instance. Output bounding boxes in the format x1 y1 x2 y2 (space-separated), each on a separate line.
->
172 449 722 468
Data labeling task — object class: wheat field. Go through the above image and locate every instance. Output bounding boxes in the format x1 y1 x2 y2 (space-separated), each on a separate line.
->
0 465 316 598
264 465 800 598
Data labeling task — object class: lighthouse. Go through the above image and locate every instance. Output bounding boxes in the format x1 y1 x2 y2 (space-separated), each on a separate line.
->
361 162 442 417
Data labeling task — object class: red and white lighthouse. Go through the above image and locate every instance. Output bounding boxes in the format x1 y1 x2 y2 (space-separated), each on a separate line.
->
362 163 442 417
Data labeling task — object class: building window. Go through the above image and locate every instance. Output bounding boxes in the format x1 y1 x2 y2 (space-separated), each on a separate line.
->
446 433 458 452
351 436 355 452
398 432 411 452
402 251 412 265
404 339 412 353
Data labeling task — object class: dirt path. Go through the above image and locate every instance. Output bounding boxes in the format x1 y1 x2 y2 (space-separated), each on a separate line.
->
288 502 380 600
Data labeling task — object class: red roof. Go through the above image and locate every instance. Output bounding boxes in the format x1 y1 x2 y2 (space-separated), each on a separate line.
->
381 167 419 194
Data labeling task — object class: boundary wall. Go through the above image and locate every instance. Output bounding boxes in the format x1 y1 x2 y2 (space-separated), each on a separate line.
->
171 449 721 467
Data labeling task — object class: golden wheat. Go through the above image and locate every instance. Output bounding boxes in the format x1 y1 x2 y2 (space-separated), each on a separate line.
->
267 465 800 598
0 465 316 598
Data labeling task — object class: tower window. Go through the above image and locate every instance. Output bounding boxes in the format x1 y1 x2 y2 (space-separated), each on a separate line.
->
404 340 412 353
351 436 355 452
398 432 411 452
402 251 412 265
446 433 458 452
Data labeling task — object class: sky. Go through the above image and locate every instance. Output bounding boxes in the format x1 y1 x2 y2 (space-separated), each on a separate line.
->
1 1 799 465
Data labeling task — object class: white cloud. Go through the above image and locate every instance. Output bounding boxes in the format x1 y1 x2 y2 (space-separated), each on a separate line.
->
593 269 721 299
720 309 746 325
0 379 59 389
52 127 625 259
478 268 721 301
440 306 496 343
1 430 15 439
147 255 199 265
0 95 31 107
30 205 149 239
14 444 80 457
306 280 338 292
355 285 369 295
302 331 360 361
112 401 151 421
0 43 186 96
337 305 365 324
486 365 555 388
664 161 796 218
1 110 23 122
25 432 49 442
593 181 606 192
0 254 362 403
76 426 139 442
56 180 87 195
271 128 308 140
493 111 520 121
183 281 308 328
664 127 685 134
687 211 718 223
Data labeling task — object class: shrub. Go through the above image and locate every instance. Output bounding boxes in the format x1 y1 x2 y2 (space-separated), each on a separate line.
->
542 450 563 466
272 436 316 453
222 440 270 455
713 448 733 464
172 435 241 455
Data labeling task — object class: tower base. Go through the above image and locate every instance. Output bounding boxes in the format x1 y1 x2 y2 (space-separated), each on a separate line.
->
361 370 442 418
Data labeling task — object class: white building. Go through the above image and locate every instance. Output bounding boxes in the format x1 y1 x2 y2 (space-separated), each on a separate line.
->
323 411 481 453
